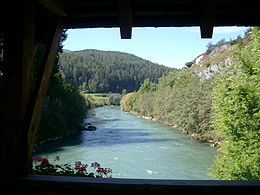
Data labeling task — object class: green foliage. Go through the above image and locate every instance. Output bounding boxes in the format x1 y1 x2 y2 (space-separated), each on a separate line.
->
138 79 157 93
37 31 87 142
210 28 260 180
206 39 227 54
83 93 109 107
82 93 122 107
120 92 138 112
59 49 174 93
38 73 87 141
121 68 215 140
210 140 260 180
107 93 122 105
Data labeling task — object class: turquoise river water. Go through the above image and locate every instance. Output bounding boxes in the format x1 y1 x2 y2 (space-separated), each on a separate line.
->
35 106 216 179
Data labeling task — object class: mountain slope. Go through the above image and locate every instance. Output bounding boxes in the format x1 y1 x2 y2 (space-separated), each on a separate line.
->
58 49 175 93
188 30 250 80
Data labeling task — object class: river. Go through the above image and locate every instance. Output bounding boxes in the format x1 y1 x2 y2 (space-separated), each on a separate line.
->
34 106 216 179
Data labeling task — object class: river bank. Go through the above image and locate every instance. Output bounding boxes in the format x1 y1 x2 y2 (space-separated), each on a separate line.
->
33 129 81 154
130 112 221 148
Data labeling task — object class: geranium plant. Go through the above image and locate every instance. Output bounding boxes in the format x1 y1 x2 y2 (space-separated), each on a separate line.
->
32 156 112 178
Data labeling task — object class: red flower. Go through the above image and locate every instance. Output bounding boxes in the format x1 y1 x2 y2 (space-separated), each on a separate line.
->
41 158 49 165
75 161 87 172
97 167 111 174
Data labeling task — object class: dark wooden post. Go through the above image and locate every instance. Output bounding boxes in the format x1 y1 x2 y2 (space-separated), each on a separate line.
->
200 0 216 38
0 0 63 177
1 0 35 177
118 0 132 39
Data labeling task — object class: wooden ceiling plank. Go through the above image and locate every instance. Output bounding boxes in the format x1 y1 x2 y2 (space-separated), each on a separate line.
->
200 0 216 38
38 0 67 16
118 0 132 39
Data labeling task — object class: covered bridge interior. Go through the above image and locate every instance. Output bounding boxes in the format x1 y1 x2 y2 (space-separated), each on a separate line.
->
0 0 260 194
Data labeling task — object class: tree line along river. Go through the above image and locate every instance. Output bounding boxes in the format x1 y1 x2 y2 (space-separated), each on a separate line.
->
34 106 216 179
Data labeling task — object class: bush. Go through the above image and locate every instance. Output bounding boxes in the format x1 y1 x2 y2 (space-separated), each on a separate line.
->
120 92 138 112
210 28 260 180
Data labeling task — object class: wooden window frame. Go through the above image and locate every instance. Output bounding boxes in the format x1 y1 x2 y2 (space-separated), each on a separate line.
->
1 1 260 193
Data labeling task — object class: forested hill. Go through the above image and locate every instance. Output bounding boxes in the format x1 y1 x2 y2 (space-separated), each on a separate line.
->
58 49 175 93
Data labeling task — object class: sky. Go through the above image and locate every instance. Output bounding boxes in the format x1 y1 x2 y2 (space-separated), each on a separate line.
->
63 26 249 69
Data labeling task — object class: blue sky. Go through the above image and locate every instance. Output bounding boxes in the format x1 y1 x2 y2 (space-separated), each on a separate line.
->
63 26 249 69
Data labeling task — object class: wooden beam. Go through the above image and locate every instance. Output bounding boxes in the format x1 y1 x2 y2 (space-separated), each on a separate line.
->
4 175 260 194
1 0 35 177
26 18 64 172
200 0 216 38
20 1 35 175
38 0 67 16
200 23 214 39
118 0 132 39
